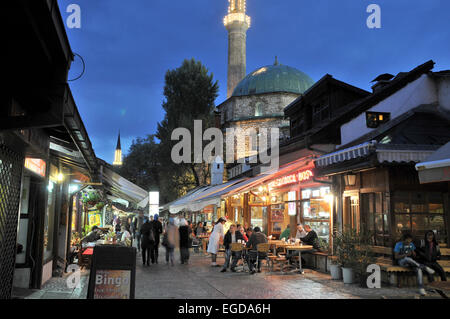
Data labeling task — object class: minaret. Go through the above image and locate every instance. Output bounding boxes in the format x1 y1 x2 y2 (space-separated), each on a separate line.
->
224 0 250 98
113 131 122 166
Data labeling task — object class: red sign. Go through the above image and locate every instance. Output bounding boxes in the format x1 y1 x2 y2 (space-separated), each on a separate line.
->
268 168 314 189
24 158 46 177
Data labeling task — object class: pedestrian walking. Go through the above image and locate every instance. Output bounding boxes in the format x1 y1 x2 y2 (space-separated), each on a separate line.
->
149 214 163 264
135 211 145 252
163 218 178 266
179 218 191 264
140 218 155 266
207 217 226 267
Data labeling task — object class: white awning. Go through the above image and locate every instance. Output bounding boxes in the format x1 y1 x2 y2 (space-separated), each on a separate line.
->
415 142 450 183
101 166 148 207
168 179 247 214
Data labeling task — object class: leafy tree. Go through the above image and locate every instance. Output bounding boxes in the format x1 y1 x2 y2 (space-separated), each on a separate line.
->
119 134 160 192
156 58 219 202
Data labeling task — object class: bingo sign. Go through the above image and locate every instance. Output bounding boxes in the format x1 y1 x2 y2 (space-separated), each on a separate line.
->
268 168 314 190
87 245 136 299
94 270 131 299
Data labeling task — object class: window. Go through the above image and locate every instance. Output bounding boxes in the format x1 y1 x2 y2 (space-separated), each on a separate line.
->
393 191 446 244
301 187 331 243
312 103 329 123
366 111 390 128
255 102 263 117
362 193 390 246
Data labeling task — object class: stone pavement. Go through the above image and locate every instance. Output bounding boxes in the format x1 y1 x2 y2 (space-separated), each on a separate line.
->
12 247 445 299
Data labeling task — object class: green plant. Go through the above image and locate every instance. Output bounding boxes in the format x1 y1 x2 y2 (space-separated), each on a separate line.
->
82 191 101 206
333 227 375 269
81 225 91 237
318 237 330 253
96 201 105 210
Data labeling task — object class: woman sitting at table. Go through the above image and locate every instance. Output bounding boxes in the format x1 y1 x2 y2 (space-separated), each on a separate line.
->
237 224 248 242
121 225 132 245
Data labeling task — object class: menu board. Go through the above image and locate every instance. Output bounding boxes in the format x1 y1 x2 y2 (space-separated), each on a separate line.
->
93 270 131 299
87 245 136 299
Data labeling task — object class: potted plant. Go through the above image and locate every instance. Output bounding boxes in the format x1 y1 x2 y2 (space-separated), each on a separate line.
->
329 258 342 280
334 228 359 284
353 230 376 288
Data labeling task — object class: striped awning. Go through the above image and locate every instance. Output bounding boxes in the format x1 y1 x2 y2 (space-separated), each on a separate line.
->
314 141 376 167
315 141 438 168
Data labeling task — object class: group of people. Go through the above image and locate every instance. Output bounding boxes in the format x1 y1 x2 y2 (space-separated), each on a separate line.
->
207 218 269 274
394 231 447 295
133 210 210 267
280 224 321 250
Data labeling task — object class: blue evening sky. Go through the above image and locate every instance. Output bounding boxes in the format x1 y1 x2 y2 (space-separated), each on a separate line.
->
58 0 450 163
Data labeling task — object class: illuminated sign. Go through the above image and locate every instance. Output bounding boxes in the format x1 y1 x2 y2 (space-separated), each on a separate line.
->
149 191 159 217
24 158 46 177
268 168 314 189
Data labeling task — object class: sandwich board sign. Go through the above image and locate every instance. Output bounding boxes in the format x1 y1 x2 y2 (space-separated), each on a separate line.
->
87 245 136 299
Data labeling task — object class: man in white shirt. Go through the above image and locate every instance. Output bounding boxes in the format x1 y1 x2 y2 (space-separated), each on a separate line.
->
295 224 307 240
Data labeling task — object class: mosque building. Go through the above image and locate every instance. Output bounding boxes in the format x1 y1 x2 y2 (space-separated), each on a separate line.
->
217 0 315 174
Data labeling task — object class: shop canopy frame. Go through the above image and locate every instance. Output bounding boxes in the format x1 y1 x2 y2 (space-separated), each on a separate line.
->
415 142 450 184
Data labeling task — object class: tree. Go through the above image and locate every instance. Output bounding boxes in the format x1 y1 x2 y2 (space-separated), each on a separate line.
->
156 58 219 202
119 134 160 192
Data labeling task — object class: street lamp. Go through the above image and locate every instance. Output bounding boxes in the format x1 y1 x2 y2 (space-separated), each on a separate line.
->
344 173 357 186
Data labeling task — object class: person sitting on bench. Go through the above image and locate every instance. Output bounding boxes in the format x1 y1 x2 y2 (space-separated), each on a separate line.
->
416 230 447 283
394 233 436 296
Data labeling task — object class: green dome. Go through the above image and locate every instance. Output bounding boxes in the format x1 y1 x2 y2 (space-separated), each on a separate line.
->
232 64 314 97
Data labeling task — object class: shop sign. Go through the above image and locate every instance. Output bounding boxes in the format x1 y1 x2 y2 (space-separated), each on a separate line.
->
268 168 314 189
24 158 46 177
93 270 131 299
87 245 136 299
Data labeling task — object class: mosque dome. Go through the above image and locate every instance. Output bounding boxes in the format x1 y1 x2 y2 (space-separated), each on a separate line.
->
232 61 314 97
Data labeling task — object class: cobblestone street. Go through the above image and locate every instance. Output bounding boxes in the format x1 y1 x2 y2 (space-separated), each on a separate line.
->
12 247 445 299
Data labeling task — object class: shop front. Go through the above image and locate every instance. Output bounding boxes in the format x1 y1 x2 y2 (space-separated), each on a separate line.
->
265 167 333 243
315 142 450 247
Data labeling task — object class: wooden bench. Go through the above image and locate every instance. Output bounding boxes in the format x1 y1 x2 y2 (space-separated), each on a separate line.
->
328 246 449 286
368 246 450 287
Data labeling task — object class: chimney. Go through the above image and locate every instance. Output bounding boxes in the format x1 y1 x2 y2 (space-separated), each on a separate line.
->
370 73 395 93
371 80 391 93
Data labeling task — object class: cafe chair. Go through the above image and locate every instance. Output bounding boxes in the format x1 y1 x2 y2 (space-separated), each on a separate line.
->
231 243 248 272
191 238 201 254
256 243 271 272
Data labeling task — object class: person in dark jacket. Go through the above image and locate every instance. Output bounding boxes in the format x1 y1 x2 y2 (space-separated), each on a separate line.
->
221 224 244 272
149 214 163 264
416 230 447 282
246 227 268 274
179 218 190 264
140 218 154 266
300 225 320 250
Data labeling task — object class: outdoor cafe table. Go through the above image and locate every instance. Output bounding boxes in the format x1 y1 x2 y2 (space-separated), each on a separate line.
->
284 245 314 274
196 235 209 255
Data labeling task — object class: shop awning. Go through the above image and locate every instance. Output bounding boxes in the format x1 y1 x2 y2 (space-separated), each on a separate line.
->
101 166 148 207
219 156 316 196
315 141 437 168
415 142 450 183
167 179 247 214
